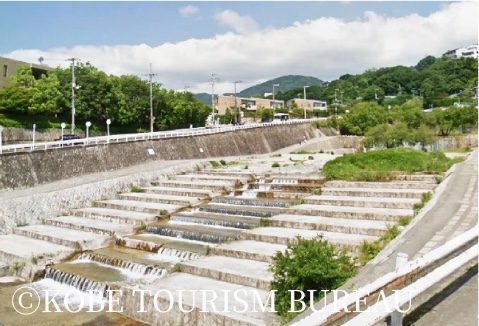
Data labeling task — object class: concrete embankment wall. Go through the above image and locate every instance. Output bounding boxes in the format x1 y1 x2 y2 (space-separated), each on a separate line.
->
0 123 318 191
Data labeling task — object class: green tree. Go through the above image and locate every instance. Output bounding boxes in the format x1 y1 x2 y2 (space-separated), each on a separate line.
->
339 102 387 135
390 98 425 129
413 124 437 150
270 235 357 321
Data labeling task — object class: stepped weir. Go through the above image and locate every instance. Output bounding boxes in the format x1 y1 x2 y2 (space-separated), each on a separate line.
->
0 138 461 326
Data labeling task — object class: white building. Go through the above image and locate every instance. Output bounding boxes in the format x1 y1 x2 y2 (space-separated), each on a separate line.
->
442 44 478 59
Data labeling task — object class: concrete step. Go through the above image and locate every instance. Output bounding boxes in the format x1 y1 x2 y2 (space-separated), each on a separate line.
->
170 212 259 230
179 256 272 290
210 240 287 263
173 174 248 183
143 186 213 197
95 200 181 215
303 195 418 209
0 234 74 265
198 204 283 218
321 187 429 199
73 207 158 225
144 223 241 244
393 174 440 182
240 227 378 249
270 214 389 236
285 204 413 221
325 180 436 190
154 180 235 191
45 216 136 236
120 273 279 325
12 225 111 250
211 196 291 208
119 193 200 206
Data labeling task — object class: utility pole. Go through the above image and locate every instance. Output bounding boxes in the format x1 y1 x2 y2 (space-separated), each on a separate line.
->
210 74 217 124
303 86 309 119
145 63 157 133
234 80 242 124
66 58 79 134
273 84 279 114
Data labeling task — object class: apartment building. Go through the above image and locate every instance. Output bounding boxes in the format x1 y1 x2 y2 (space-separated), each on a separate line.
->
442 44 478 59
286 98 328 111
216 95 284 115
0 56 51 89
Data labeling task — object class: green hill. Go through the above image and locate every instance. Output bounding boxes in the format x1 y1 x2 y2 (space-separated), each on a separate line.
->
238 75 323 97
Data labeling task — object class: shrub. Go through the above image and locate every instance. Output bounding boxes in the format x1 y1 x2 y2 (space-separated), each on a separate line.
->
210 161 221 168
270 235 357 321
244 164 249 170
272 162 280 168
308 156 314 160
220 159 227 166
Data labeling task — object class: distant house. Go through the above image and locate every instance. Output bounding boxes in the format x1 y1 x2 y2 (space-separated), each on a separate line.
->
286 98 327 111
442 44 478 59
215 95 284 115
0 56 51 89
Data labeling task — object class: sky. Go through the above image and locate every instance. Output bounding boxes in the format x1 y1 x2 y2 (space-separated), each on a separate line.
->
1 1 478 94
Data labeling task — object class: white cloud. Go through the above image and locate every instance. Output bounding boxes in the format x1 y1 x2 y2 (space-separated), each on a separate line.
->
179 5 198 17
3 2 477 95
214 10 259 35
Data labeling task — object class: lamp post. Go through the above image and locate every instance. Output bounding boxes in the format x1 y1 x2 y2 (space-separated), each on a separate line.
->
273 84 279 114
85 121 91 143
0 125 3 154
234 80 242 124
60 122 66 147
32 123 36 151
106 119 111 143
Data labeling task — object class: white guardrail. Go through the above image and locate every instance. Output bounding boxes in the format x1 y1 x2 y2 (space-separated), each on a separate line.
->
291 225 478 326
0 118 324 155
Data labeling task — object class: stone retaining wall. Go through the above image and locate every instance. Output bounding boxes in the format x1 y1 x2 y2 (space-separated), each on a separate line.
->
0 123 318 191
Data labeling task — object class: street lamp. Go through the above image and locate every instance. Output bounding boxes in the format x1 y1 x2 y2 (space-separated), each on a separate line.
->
32 123 36 151
85 121 91 143
234 81 242 124
273 84 279 113
106 119 111 143
60 122 66 147
0 125 3 154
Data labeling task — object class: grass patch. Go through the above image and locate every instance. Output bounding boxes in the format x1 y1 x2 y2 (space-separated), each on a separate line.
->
16 220 29 227
258 217 271 227
442 146 472 153
290 151 315 154
210 161 221 168
130 185 145 193
413 192 433 215
311 188 322 195
8 261 26 276
358 225 401 265
398 216 412 226
322 148 462 181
